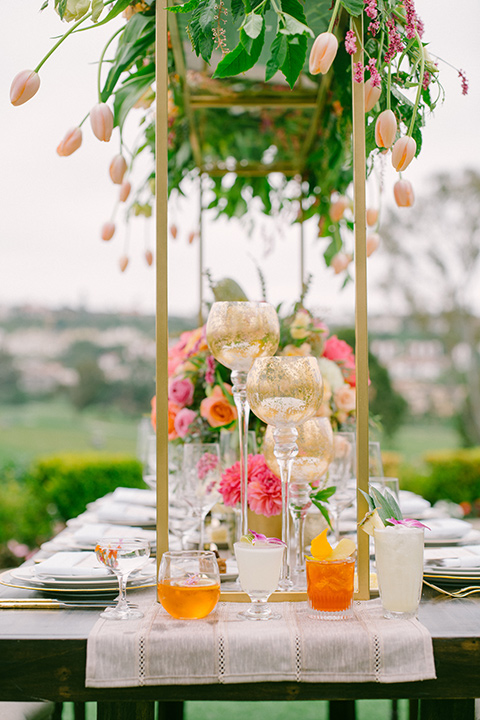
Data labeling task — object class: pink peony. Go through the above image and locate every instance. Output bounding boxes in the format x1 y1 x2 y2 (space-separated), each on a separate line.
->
323 336 354 363
174 408 197 438
168 376 195 407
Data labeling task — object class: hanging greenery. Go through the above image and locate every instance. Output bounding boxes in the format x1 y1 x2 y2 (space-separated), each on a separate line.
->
10 0 466 270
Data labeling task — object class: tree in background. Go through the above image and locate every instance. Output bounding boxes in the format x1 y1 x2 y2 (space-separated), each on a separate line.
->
380 170 480 445
0 350 25 404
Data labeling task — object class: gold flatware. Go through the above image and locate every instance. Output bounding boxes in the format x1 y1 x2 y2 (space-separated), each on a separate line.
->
423 579 480 598
0 598 120 610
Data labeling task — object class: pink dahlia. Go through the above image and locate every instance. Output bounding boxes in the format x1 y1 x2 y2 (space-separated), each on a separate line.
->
248 455 282 517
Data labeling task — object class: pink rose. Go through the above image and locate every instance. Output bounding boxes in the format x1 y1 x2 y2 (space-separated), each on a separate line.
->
174 408 197 438
334 385 356 413
323 336 354 363
168 376 194 407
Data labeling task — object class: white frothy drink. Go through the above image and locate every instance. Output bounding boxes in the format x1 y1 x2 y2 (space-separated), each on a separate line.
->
234 541 284 600
374 525 424 617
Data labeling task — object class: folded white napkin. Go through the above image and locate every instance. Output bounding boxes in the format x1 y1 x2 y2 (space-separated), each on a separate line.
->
34 551 112 578
399 491 431 516
424 518 472 540
440 556 480 568
96 503 156 524
111 487 156 507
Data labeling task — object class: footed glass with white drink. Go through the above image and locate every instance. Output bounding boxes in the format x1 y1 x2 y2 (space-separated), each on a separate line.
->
234 531 285 621
359 486 429 619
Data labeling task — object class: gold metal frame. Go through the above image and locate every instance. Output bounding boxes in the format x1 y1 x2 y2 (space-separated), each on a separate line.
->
156 5 371 601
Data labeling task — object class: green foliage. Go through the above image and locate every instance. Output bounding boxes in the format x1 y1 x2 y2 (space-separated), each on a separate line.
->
421 449 480 507
27 452 144 522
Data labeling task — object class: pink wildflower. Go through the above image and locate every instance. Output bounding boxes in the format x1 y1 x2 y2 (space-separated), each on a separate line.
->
458 69 469 96
368 20 380 36
368 58 381 88
364 0 377 19
384 18 404 64
345 30 357 56
205 354 216 385
422 71 431 90
403 0 417 39
415 13 424 38
196 452 219 480
353 61 364 83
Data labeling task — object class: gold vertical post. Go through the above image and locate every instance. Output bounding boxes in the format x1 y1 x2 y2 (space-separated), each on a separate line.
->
198 175 204 326
155 0 169 563
352 13 370 600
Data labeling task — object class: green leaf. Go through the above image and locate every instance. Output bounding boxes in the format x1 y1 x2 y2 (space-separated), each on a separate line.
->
113 65 156 131
168 0 201 13
102 0 135 23
198 0 217 30
265 33 286 79
92 0 103 22
213 25 266 78
311 486 336 503
242 11 264 39
54 0 67 19
369 486 403 525
311 496 333 530
280 13 314 37
189 8 215 61
340 0 364 16
230 0 245 21
280 34 307 88
359 488 375 512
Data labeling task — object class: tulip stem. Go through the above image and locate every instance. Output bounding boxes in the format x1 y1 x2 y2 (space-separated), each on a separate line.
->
34 12 93 74
386 62 392 111
327 0 341 34
407 31 425 137
97 26 125 101
78 112 90 128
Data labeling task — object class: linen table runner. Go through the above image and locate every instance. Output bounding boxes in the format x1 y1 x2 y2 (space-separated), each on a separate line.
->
86 594 435 687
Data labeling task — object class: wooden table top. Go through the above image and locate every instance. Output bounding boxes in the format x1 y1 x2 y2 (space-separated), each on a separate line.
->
0 582 479 705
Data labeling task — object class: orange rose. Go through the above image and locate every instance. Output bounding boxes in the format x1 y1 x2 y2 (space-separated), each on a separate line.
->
200 385 237 428
168 401 181 440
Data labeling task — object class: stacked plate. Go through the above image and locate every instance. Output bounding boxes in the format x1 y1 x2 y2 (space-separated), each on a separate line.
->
42 523 157 555
424 546 480 588
423 518 476 546
0 551 156 598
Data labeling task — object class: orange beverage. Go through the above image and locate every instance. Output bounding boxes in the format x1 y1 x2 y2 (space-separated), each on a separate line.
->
158 577 220 620
306 556 355 618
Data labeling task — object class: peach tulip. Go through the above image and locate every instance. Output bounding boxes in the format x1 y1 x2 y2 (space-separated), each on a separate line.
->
145 249 154 266
391 136 417 172
170 224 178 239
366 233 380 257
90 103 114 142
101 222 115 241
119 255 129 273
56 127 82 157
109 154 127 185
364 79 381 112
366 208 379 227
119 181 131 202
309 32 338 75
331 252 352 274
329 196 349 222
393 179 415 207
10 70 40 106
375 109 397 148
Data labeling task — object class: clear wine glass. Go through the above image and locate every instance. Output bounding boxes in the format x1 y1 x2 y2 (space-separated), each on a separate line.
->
246 356 323 588
95 537 150 620
263 417 334 584
234 539 285 620
182 443 222 550
326 431 356 542
206 301 280 538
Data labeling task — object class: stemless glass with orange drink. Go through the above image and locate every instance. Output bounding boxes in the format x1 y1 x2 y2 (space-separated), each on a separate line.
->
306 529 356 620
157 550 221 620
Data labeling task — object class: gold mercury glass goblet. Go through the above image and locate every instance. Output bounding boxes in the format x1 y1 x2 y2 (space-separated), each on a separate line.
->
263 417 334 586
206 301 280 537
246 356 323 589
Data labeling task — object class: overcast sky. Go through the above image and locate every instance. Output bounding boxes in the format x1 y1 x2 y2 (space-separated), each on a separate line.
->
0 0 478 320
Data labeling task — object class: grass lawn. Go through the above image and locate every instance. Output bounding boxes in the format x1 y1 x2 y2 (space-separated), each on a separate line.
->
380 419 460 467
0 400 140 465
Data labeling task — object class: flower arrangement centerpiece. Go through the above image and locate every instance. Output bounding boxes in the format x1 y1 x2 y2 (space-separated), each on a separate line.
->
160 277 359 518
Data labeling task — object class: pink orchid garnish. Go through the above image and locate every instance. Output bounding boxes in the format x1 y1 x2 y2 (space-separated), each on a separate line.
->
386 518 430 530
248 530 286 547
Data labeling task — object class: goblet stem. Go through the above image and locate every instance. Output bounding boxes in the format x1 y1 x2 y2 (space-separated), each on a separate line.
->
330 505 341 543
273 426 298 589
289 482 312 582
231 370 250 537
115 572 130 613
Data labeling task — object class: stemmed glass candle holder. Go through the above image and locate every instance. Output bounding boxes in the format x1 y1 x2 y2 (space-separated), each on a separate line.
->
263 417 333 583
246 356 323 588
182 443 222 551
95 537 150 620
206 302 280 537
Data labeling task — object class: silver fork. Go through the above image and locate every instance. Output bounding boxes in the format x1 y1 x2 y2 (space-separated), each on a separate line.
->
423 579 480 598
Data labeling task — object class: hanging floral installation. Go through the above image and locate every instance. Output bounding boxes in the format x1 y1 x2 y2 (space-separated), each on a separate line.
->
10 0 467 271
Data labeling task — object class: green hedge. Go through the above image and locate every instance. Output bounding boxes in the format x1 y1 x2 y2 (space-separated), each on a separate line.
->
0 453 144 565
400 448 480 512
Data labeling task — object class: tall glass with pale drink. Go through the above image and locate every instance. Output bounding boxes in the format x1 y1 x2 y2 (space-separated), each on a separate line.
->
374 525 424 619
